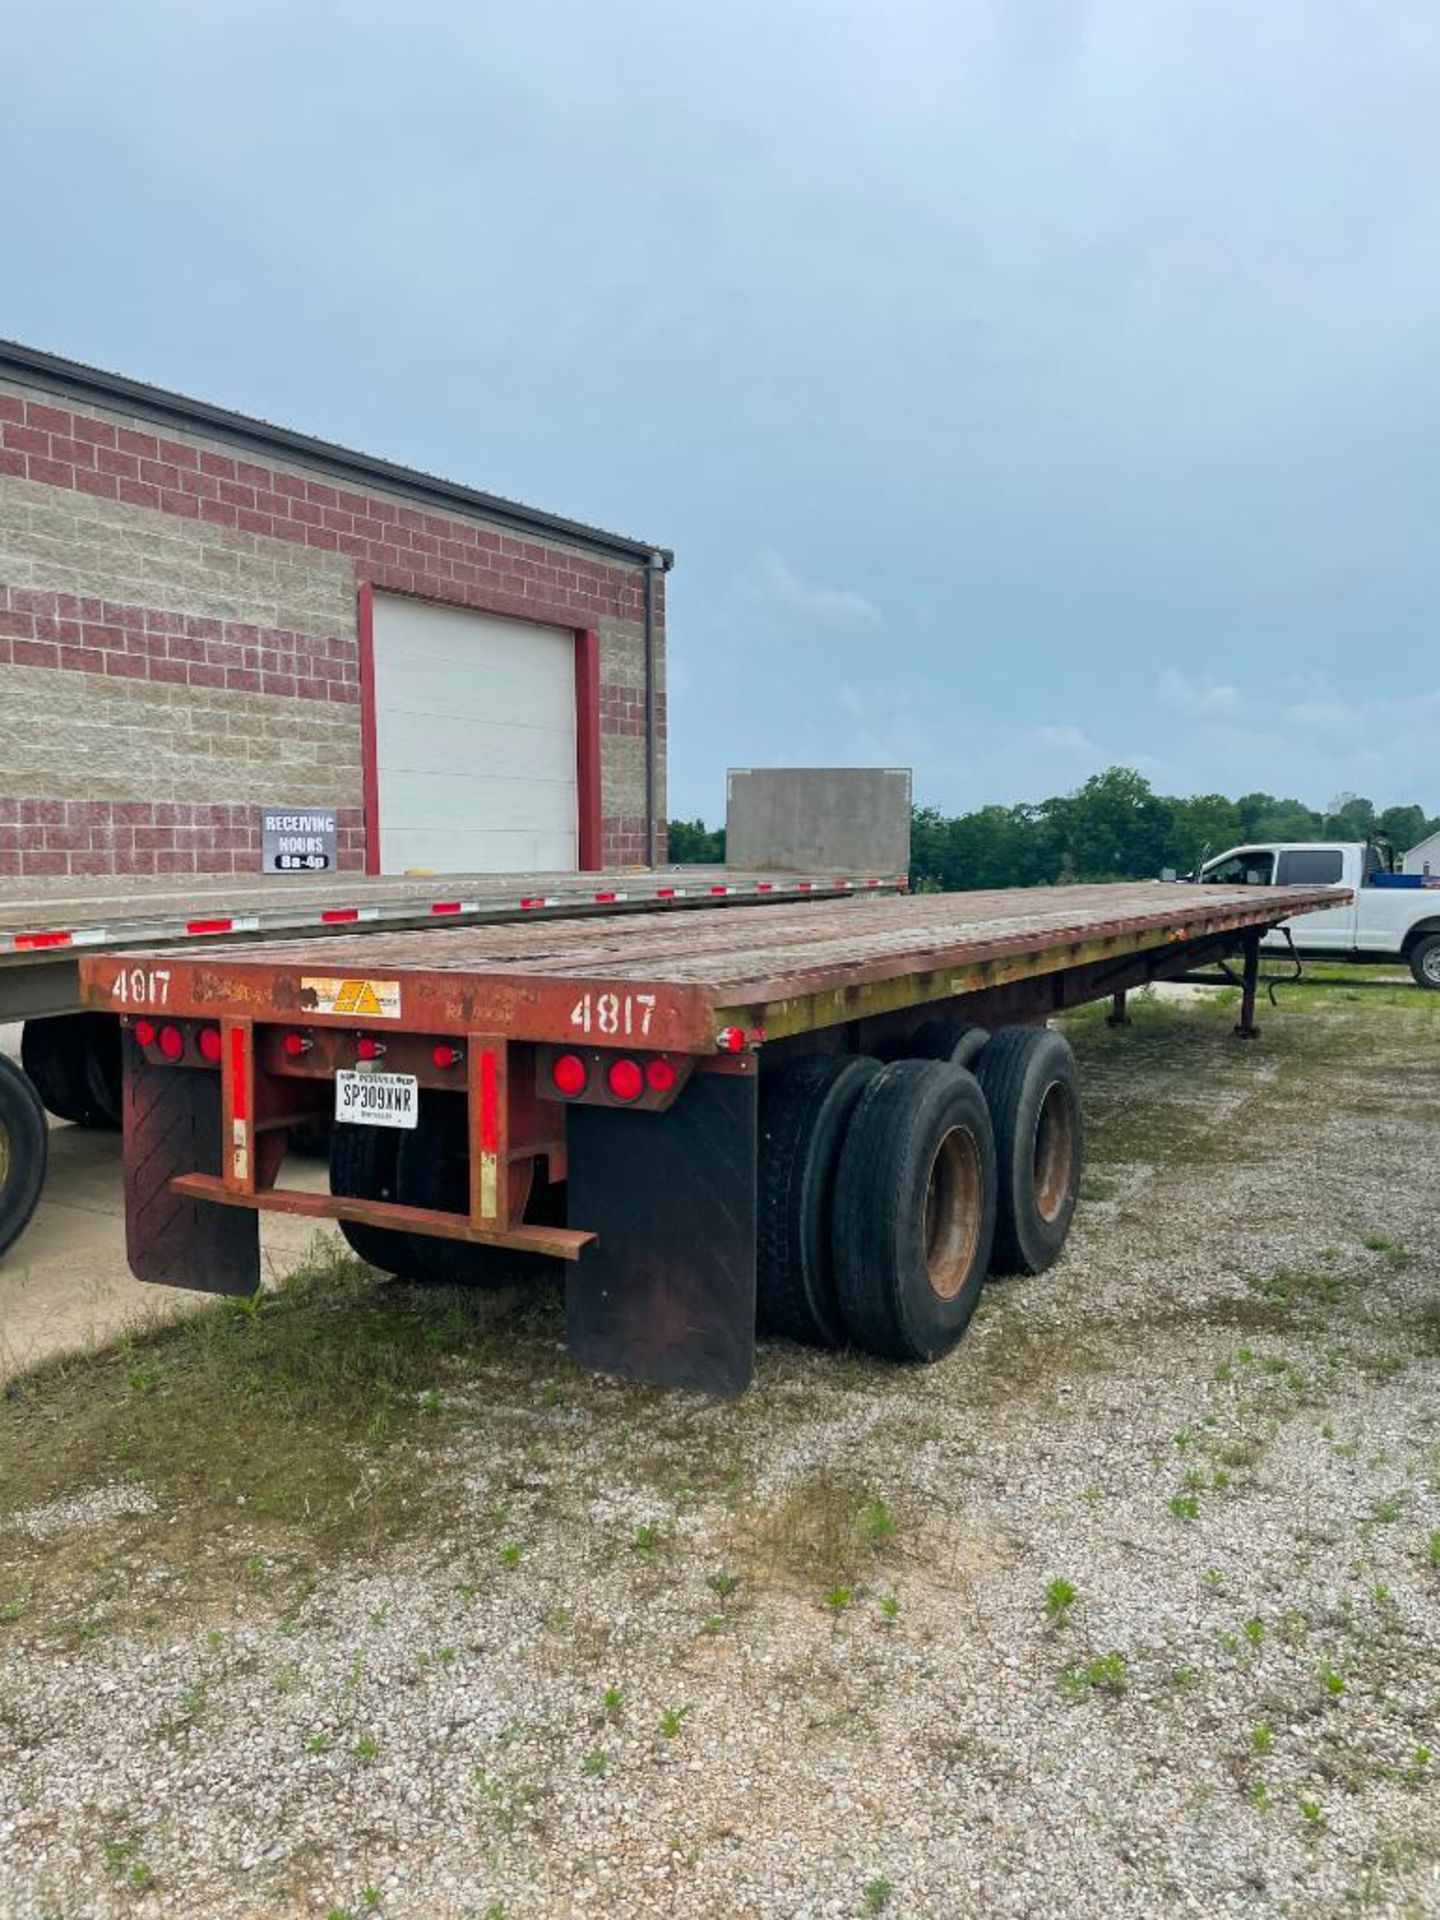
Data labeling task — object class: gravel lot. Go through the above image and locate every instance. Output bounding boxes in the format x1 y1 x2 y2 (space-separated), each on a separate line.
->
1 982 1438 1919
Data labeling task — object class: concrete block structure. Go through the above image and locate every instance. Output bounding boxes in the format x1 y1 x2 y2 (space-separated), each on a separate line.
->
0 342 668 879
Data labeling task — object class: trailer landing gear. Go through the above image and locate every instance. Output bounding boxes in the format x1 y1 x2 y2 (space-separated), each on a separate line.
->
1234 931 1262 1040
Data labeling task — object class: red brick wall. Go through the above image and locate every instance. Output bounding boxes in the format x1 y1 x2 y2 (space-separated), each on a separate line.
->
0 798 366 879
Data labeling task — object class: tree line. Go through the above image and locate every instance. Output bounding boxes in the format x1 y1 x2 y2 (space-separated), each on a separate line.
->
668 768 1440 889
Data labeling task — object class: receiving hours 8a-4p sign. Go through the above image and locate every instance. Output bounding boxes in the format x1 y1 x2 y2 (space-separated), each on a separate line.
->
261 807 337 874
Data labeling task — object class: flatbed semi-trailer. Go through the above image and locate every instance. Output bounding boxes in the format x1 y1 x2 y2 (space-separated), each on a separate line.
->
0 864 902 1259
73 878 1339 1395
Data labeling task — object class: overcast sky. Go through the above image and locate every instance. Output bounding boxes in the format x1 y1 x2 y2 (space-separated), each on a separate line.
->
5 1 1439 820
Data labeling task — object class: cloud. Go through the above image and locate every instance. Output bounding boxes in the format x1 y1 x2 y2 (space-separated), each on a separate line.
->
732 550 883 629
1156 670 1241 718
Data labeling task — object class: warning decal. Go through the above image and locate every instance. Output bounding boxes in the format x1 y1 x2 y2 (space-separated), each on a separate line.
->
300 976 403 1020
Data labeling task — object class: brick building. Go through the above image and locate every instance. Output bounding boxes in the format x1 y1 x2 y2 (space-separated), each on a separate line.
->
0 341 668 881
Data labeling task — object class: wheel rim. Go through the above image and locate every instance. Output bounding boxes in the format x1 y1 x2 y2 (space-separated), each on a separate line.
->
923 1126 983 1301
1032 1081 1074 1225
0 1117 9 1192
1425 948 1440 985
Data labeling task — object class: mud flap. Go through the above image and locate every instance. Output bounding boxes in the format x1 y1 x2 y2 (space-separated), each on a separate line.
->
124 1049 260 1294
565 1069 757 1395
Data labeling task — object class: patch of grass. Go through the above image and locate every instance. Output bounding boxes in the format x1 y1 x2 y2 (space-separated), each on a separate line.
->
1250 1723 1273 1756
0 1241 562 1621
658 1705 690 1738
863 1879 894 1915
734 1473 904 1593
1170 1493 1200 1523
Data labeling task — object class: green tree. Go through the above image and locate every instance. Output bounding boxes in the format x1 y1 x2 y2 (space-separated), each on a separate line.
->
666 818 725 863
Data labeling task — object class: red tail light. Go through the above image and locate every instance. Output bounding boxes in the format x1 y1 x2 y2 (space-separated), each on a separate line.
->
282 1032 312 1058
645 1058 677 1093
552 1052 587 1097
158 1025 184 1061
198 1026 222 1063
432 1044 463 1069
356 1037 386 1062
606 1057 644 1103
134 1018 156 1048
716 1026 746 1054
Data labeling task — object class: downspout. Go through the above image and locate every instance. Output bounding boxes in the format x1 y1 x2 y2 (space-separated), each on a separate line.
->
643 551 667 868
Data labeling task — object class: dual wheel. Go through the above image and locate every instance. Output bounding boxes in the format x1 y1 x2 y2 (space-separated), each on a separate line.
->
20 1014 123 1130
757 1024 1082 1363
329 1096 556 1285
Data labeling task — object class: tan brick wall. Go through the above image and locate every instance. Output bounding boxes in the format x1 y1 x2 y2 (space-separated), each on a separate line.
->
0 663 362 807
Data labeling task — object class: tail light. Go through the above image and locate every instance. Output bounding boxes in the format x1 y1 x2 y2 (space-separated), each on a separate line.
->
645 1058 677 1093
605 1058 644 1103
134 1018 157 1048
356 1037 386 1062
158 1025 185 1061
551 1053 587 1097
198 1026 222 1063
432 1044 464 1069
282 1032 312 1058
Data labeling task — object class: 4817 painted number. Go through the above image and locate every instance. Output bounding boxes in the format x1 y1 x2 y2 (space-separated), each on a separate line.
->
569 991 657 1037
110 965 172 1007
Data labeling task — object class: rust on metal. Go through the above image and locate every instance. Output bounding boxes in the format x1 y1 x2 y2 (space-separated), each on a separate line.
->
168 1174 594 1261
78 883 1347 1055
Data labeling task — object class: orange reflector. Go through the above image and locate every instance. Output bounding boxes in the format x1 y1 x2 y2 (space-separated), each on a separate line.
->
606 1057 644 1103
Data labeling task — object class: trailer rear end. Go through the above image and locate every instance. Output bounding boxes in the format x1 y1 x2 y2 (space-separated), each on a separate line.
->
76 880 1342 1394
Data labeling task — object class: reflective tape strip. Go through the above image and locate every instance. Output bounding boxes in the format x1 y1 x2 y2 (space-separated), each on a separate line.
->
13 930 73 949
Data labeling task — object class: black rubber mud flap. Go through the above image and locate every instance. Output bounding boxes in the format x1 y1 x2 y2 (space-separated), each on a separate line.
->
565 1069 757 1396
124 1047 259 1294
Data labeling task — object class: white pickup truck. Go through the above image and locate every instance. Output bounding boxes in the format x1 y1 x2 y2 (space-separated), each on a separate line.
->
1196 842 1440 987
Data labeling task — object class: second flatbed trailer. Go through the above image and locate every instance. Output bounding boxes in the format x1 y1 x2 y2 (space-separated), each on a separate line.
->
77 879 1339 1395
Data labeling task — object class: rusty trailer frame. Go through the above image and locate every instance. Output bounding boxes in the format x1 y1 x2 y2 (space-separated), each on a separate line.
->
77 881 1342 1394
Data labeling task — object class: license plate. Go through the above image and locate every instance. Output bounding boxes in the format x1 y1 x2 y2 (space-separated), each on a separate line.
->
334 1069 419 1129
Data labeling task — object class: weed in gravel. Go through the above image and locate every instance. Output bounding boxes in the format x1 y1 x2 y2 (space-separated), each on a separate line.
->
863 1879 894 1914
1373 1494 1403 1523
498 1543 523 1569
659 1705 690 1738
1170 1493 1200 1522
1428 1532 1440 1568
823 1586 854 1614
1044 1577 1077 1628
1243 1617 1265 1648
307 1733 334 1754
1060 1652 1128 1699
1319 1662 1347 1698
1299 1797 1325 1828
1248 1782 1272 1811
582 1748 609 1777
602 1686 623 1718
354 1737 377 1764
706 1570 740 1599
1250 1724 1274 1756
879 1594 900 1623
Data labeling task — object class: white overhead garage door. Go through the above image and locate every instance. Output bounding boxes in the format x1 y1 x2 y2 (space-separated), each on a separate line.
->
371 594 577 874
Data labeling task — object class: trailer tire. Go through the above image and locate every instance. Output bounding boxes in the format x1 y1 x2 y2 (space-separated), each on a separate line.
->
972 1027 1082 1274
329 1123 419 1274
756 1053 881 1347
1408 934 1440 990
833 1060 997 1363
81 1016 123 1129
395 1104 529 1288
20 1016 103 1128
0 1055 48 1260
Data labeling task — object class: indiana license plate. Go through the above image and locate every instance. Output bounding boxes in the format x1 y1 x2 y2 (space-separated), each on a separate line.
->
334 1069 419 1129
